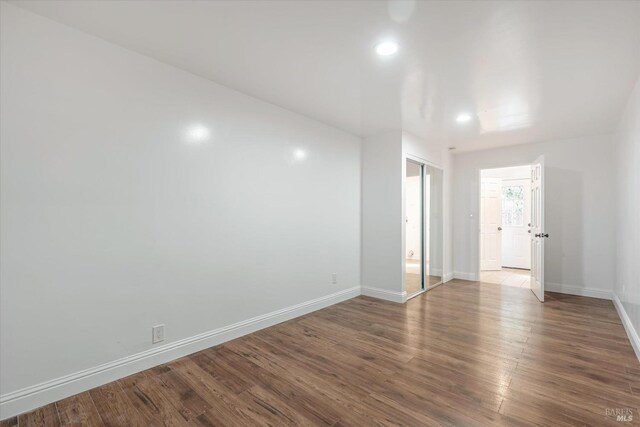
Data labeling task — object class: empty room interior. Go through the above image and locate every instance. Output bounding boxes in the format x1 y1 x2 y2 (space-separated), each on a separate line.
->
1 1 640 425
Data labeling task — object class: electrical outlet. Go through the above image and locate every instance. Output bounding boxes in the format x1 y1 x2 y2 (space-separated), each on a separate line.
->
152 324 165 344
331 273 337 284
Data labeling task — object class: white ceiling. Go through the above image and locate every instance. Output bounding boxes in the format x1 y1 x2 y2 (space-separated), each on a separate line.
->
11 0 640 151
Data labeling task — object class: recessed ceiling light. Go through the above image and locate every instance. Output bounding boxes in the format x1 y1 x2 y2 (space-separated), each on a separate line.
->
293 148 307 160
456 113 472 123
185 124 211 143
375 41 399 56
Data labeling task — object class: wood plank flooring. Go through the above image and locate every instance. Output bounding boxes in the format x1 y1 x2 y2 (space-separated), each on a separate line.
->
3 279 640 426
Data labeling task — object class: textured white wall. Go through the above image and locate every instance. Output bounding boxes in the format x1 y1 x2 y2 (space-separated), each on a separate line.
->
0 2 361 404
452 135 616 294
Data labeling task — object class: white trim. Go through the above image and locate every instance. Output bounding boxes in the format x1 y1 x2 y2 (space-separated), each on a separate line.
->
612 293 640 362
442 272 454 283
453 271 479 281
545 282 611 300
406 289 426 301
361 286 407 303
0 286 360 420
405 152 443 170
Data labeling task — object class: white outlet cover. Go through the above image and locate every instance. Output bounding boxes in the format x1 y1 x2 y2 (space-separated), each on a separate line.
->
152 324 165 344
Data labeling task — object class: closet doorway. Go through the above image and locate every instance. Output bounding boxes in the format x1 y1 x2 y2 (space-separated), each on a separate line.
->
404 158 443 300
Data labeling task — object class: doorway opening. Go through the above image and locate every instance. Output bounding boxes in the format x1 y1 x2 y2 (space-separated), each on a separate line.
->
480 165 533 289
405 160 424 296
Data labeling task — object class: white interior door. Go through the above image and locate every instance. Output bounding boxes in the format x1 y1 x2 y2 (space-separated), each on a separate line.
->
480 177 502 271
530 156 545 302
502 178 532 269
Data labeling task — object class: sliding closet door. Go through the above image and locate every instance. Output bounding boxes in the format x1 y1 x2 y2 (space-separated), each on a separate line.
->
405 160 424 296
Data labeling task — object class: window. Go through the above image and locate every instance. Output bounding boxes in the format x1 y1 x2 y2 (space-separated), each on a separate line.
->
502 185 524 226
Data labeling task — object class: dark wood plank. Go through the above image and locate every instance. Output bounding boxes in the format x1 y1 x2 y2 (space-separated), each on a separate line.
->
0 417 18 427
18 403 61 427
118 372 190 426
55 392 103 426
150 368 210 422
89 382 147 426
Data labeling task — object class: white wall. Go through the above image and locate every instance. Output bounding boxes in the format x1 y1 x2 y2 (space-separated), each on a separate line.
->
452 134 615 297
361 131 402 296
482 165 531 180
613 75 640 356
0 3 361 417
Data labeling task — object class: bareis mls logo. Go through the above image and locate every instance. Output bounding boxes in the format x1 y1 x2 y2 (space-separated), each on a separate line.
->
606 408 634 422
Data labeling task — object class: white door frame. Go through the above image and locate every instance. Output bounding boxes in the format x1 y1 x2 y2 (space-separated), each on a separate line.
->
476 163 539 284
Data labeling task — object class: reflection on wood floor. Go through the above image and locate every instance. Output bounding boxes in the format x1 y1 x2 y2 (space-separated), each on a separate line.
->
3 280 639 426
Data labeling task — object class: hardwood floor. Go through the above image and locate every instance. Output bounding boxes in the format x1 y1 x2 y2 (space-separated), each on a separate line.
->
3 280 639 426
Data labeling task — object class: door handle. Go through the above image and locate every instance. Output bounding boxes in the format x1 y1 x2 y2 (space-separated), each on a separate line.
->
497 227 502 231
535 233 549 238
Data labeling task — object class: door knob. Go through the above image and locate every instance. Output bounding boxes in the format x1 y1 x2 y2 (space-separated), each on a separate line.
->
497 227 502 231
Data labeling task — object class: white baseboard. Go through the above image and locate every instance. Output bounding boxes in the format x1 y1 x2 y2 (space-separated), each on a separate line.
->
612 293 640 363
0 286 360 420
442 272 454 283
453 271 479 281
545 282 612 300
425 281 444 291
361 286 407 303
